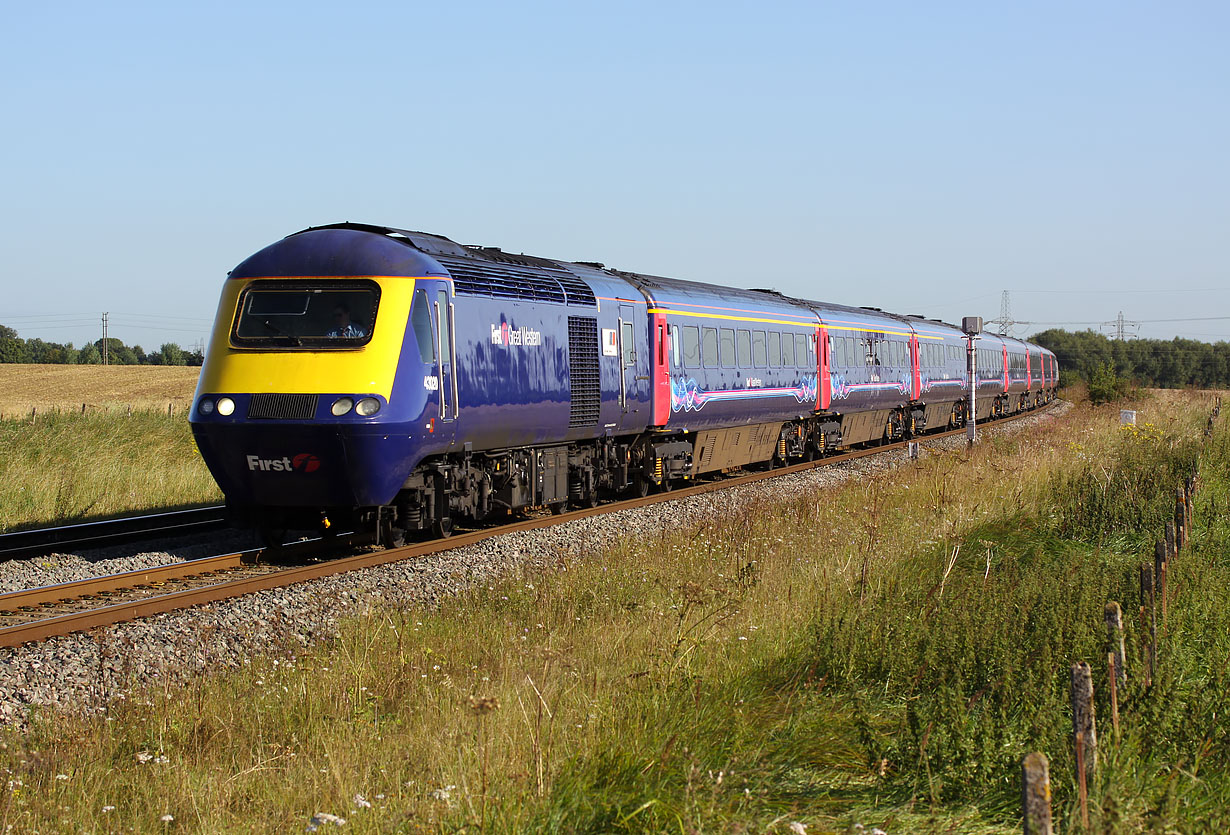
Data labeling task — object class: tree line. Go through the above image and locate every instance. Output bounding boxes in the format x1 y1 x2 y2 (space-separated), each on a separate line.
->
1032 328 1230 390
0 325 203 366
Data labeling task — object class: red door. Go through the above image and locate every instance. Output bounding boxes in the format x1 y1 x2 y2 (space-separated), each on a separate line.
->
818 325 831 410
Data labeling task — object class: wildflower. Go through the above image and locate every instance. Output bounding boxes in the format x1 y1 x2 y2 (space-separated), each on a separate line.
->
136 751 154 764
55 774 69 781
305 811 347 830
430 785 456 802
352 794 371 809
102 805 116 813
160 814 174 822
790 824 808 835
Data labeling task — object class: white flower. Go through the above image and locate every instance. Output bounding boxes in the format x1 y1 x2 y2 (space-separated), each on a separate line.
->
352 794 371 809
54 774 69 781
306 811 348 831
790 824 808 835
160 814 174 822
102 805 116 813
135 751 154 763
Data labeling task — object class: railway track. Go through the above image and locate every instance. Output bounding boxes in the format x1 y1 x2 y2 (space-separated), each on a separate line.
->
0 405 1057 649
0 506 229 561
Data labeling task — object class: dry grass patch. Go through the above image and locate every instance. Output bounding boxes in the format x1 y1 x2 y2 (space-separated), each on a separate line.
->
0 364 199 417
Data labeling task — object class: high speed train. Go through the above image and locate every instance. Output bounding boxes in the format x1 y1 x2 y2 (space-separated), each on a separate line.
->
189 223 1057 544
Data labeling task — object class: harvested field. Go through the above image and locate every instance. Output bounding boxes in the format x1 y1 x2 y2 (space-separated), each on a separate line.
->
0 364 200 417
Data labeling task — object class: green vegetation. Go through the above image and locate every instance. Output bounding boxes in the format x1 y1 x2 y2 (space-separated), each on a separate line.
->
1035 327 1230 390
0 410 221 530
0 323 201 366
2 393 1227 833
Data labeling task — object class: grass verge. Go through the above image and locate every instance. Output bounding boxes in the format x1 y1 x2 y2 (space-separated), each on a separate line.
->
1 392 1226 833
0 410 221 531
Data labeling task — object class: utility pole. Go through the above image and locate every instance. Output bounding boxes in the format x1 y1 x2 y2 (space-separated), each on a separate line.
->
101 312 109 366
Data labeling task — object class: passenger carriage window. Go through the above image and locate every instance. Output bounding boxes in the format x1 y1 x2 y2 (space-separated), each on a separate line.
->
752 331 767 367
737 330 751 367
622 321 635 366
671 325 680 368
797 334 810 367
701 327 719 368
682 326 700 368
720 328 735 369
411 289 435 363
782 332 795 366
767 332 781 367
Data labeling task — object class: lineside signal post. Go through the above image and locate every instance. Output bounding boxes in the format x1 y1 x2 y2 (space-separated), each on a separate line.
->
963 316 982 446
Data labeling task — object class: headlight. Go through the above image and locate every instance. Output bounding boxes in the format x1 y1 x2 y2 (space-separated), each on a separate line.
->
355 397 381 416
331 397 354 416
216 397 235 416
198 399 215 415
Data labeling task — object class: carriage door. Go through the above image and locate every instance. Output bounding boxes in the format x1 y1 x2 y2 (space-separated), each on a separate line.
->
434 287 458 423
617 304 642 418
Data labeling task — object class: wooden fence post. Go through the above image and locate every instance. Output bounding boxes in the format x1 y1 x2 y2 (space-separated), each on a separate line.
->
1021 752 1053 835
1155 540 1168 627
1107 652 1120 741
1139 564 1154 687
1105 602 1126 685
1176 487 1187 549
1165 521 1176 562
1071 662 1097 774
1071 662 1096 827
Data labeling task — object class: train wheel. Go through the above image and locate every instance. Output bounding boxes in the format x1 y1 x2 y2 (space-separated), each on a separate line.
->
431 517 455 539
379 518 406 549
633 476 652 498
549 501 567 515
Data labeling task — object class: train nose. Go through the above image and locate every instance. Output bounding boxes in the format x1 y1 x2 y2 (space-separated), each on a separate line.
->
193 424 417 508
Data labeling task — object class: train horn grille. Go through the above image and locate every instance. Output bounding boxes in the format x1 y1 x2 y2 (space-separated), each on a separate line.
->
247 394 319 420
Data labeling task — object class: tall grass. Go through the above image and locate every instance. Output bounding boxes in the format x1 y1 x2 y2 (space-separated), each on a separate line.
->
0 410 221 531
0 393 1225 832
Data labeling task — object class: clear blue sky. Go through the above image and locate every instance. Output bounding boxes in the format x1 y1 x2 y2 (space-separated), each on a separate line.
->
3 1 1228 351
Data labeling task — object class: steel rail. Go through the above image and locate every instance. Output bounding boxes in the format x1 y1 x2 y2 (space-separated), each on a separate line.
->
0 551 255 611
0 403 1057 648
0 506 229 560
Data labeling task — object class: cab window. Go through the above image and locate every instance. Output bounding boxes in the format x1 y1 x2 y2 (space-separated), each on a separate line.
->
232 279 380 348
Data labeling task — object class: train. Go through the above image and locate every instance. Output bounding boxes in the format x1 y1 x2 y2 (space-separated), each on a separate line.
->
189 222 1058 545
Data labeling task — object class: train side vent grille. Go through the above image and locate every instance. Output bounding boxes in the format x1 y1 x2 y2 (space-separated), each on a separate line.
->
436 256 597 307
568 316 600 427
247 394 319 420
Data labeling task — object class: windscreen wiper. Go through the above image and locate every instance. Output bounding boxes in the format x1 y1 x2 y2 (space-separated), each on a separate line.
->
262 319 301 346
